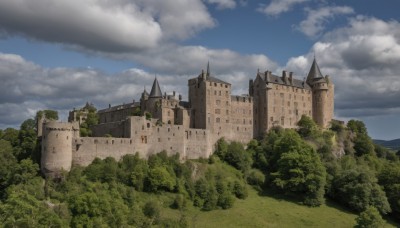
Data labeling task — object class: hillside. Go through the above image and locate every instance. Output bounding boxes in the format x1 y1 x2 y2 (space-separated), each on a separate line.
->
161 188 396 228
374 138 400 150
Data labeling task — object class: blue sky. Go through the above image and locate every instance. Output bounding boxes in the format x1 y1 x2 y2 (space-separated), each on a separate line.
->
0 0 400 140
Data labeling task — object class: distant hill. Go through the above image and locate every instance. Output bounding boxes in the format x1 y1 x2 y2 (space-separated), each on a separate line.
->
373 138 400 150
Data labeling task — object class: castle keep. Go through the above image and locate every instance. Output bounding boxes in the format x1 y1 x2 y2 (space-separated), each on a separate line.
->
39 59 334 177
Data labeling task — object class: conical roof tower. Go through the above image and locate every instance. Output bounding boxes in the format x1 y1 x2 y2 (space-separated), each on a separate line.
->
306 58 325 85
149 77 162 98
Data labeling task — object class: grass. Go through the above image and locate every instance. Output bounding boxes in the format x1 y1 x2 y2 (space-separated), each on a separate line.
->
159 187 397 228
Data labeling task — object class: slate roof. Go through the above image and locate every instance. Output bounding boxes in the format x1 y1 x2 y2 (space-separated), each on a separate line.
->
98 102 140 113
258 72 311 90
207 76 231 85
149 78 162 98
306 58 326 84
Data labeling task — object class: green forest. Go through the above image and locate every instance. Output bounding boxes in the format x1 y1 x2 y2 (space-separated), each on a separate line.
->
0 112 399 227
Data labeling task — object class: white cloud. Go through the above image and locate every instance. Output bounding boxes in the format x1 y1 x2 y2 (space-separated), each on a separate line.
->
258 0 310 16
297 6 354 38
206 0 237 9
286 17 400 119
0 0 215 52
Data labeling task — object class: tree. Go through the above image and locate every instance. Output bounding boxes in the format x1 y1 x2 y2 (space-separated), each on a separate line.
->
146 166 176 192
297 115 319 138
331 167 391 214
355 206 385 228
354 134 375 156
378 163 400 219
36 110 58 121
0 139 18 197
347 120 368 135
224 142 253 174
268 130 327 206
17 119 37 160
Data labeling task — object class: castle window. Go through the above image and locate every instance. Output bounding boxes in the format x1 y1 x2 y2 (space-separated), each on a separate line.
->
270 117 273 122
243 119 246 124
147 123 150 128
214 83 217 86
168 128 170 132
130 140 132 144
281 117 284 125
158 138 161 142
287 101 290 107
112 140 114 144
215 109 220 114
216 100 221 105
67 136 69 140
216 118 220 123
168 111 170 116
226 101 229 105
56 134 58 138
225 85 228 88
237 127 239 131
214 91 217 95
158 128 160 132
226 119 229 123
219 91 221 96
142 125 144 130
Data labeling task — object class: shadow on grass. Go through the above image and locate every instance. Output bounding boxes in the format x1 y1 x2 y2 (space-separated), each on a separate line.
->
255 187 306 206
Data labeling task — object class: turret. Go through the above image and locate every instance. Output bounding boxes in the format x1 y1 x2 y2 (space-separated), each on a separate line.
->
41 121 79 177
149 77 162 98
306 58 334 128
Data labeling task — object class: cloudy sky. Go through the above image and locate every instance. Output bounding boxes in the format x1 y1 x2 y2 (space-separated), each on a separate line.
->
1 0 400 140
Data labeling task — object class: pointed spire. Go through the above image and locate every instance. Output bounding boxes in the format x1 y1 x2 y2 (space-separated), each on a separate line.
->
149 77 162 98
206 61 210 76
306 57 324 85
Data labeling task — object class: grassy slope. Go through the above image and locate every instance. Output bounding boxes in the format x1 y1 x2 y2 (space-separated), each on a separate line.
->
161 188 396 228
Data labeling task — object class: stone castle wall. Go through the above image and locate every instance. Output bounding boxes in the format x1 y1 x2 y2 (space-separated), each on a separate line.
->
41 62 334 177
229 95 254 143
42 116 212 175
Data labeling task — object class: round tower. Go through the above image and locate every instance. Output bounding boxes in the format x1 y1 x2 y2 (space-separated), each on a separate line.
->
41 121 75 177
311 80 329 127
306 58 333 128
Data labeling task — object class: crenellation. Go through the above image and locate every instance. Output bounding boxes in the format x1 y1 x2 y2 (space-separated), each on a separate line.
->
40 60 334 177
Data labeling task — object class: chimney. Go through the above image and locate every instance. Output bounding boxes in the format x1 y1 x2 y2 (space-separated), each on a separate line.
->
289 72 293 84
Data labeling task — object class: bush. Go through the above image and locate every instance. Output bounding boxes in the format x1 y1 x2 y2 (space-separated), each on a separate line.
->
217 192 235 209
143 201 161 220
246 169 265 186
355 206 385 228
171 194 187 210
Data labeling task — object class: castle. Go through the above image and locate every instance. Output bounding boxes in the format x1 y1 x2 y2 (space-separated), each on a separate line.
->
38 59 334 177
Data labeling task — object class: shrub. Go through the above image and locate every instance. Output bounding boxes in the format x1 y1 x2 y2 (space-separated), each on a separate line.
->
355 206 385 228
246 169 265 186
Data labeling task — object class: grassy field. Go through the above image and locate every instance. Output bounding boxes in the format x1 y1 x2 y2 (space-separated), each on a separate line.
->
160 187 397 228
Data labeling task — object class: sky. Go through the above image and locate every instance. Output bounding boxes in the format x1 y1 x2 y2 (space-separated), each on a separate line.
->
0 0 400 140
